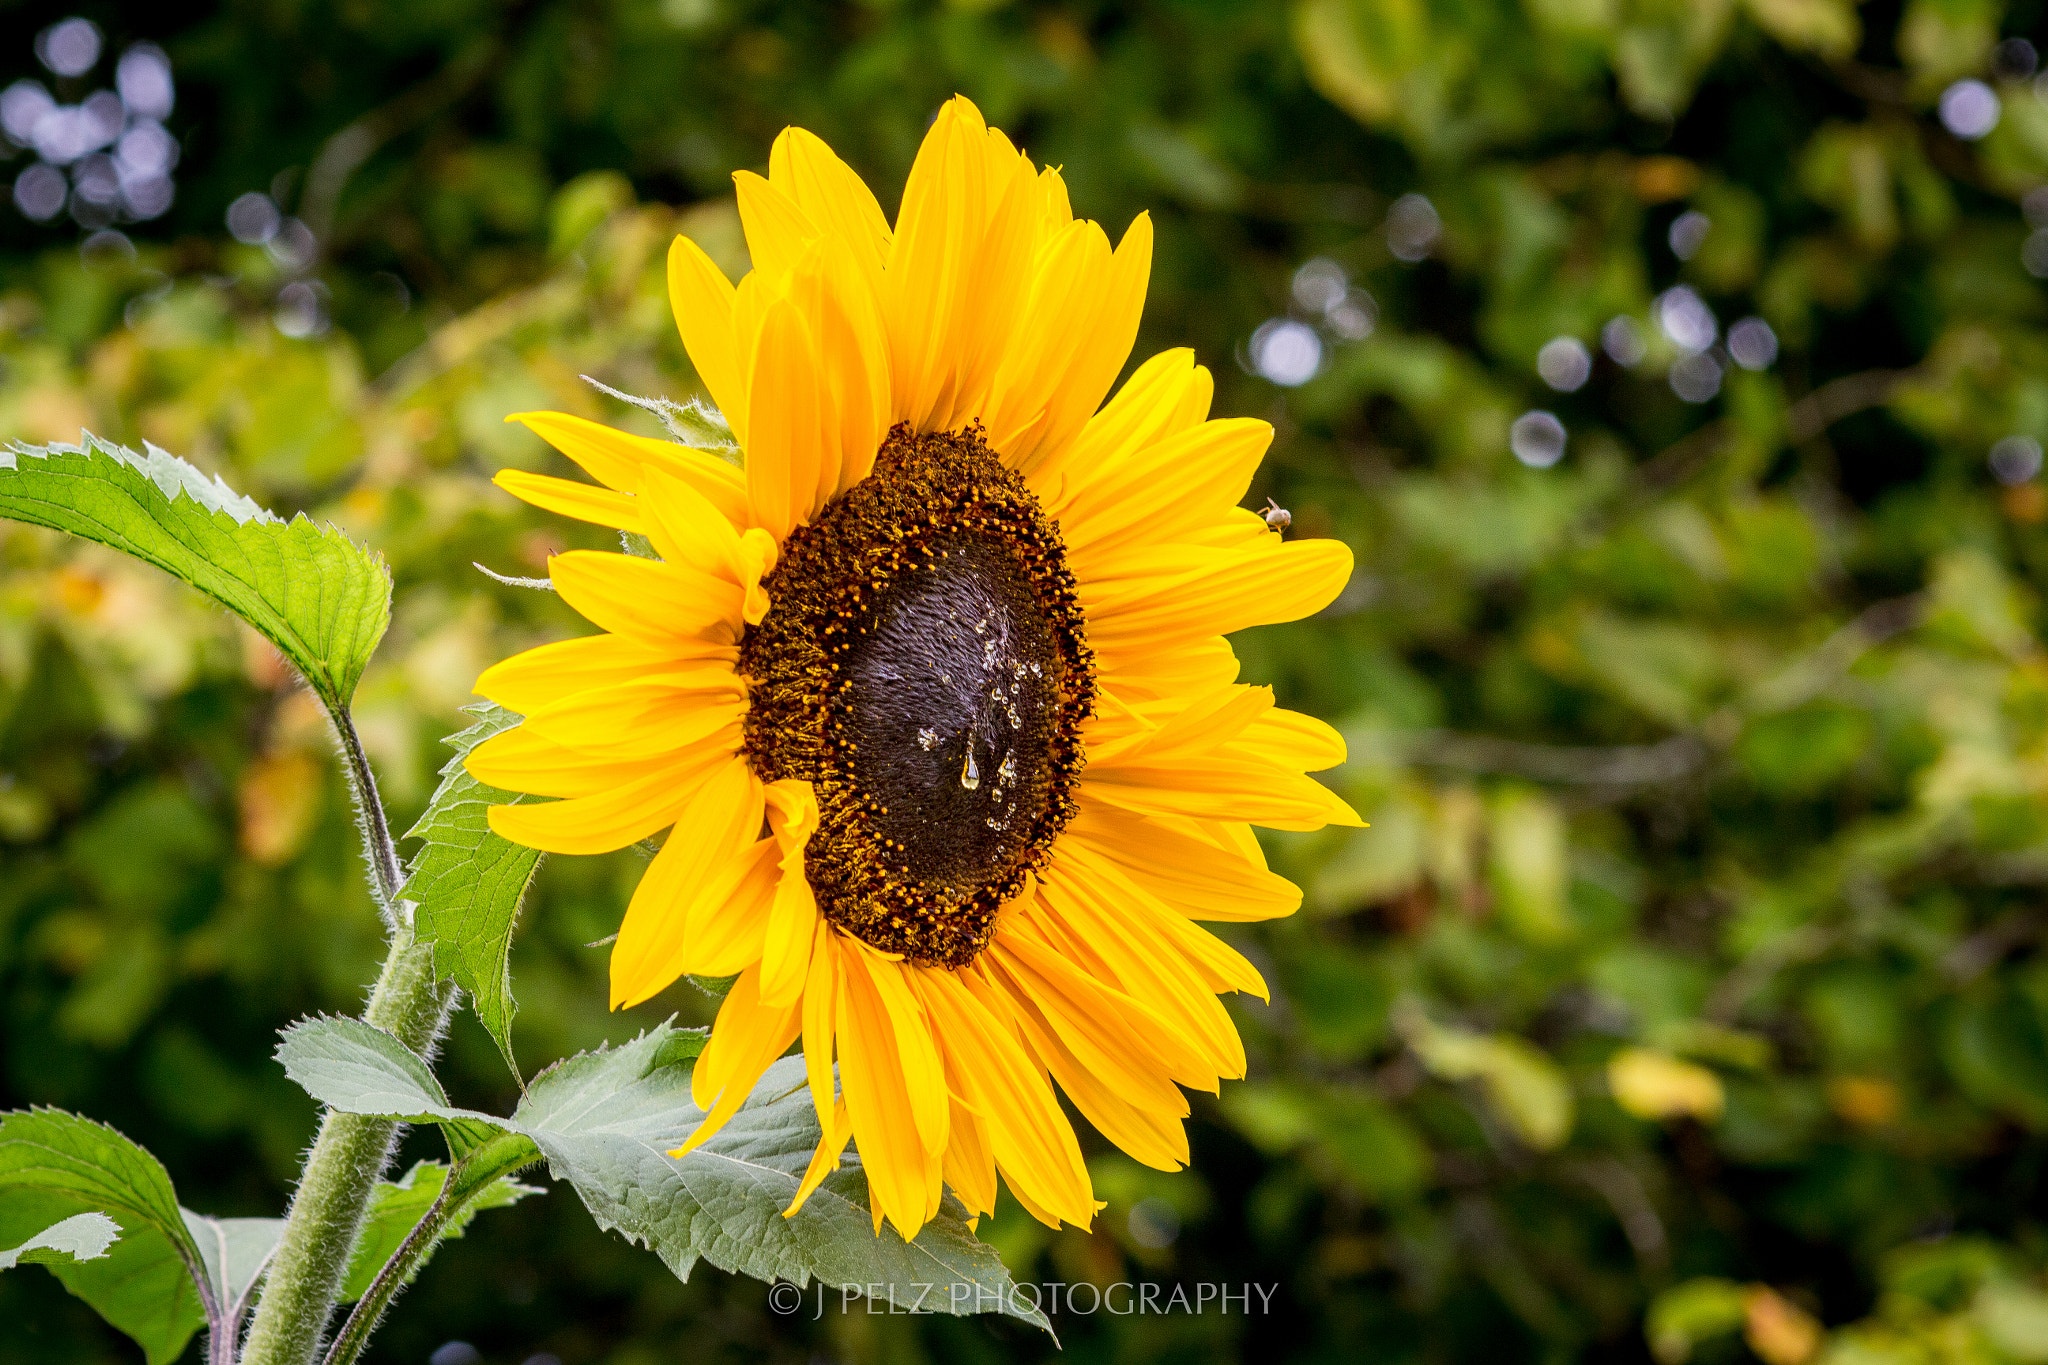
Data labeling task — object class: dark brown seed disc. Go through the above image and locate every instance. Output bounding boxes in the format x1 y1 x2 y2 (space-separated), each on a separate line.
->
737 423 1094 968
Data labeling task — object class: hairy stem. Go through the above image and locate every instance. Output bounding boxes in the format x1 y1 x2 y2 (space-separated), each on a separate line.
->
319 1176 453 1365
329 707 405 915
320 1135 540 1365
240 712 456 1365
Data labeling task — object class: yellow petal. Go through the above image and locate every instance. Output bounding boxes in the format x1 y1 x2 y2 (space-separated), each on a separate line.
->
1029 868 1247 1083
485 738 734 854
1238 705 1348 772
509 410 749 525
674 966 801 1153
521 671 743 760
862 953 949 1158
979 219 1106 456
786 235 891 500
1096 635 1241 706
549 550 743 647
608 758 767 1007
918 969 1094 1227
757 780 821 1008
835 944 944 1238
666 236 748 444
1025 347 1201 508
464 722 669 798
980 960 1191 1172
768 126 891 285
1084 756 1360 831
673 838 778 980
986 924 1196 1107
1060 799 1300 921
739 527 777 625
801 921 841 1131
734 169 819 277
493 469 644 533
1082 536 1354 654
938 1092 997 1221
474 632 731 718
928 132 1043 430
1043 849 1266 1009
782 1096 854 1218
997 212 1152 473
1059 418 1272 561
1081 687 1362 831
635 464 749 581
884 95 989 431
744 296 827 539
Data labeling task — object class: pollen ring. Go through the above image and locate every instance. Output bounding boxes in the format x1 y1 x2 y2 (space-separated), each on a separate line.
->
737 423 1095 967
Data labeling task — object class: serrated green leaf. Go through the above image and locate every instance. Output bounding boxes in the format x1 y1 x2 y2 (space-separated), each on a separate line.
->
281 1019 1043 1328
403 703 542 1081
0 434 390 711
10 1196 203 1365
508 1025 1048 1332
338 1160 541 1304
0 1110 212 1364
181 1212 284 1325
274 1016 508 1159
0 1211 119 1269
275 1016 455 1119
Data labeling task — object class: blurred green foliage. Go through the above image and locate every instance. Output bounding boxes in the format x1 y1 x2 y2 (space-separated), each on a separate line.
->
6 0 2048 1362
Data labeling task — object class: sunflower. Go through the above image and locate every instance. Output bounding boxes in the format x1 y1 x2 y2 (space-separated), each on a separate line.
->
468 95 1360 1240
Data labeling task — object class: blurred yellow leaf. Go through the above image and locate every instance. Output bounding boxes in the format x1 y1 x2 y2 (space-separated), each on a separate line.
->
1613 0 1735 118
1635 156 1704 202
1976 1281 2048 1363
1292 0 1426 127
1648 1278 1748 1364
1488 788 1571 942
1826 1075 1901 1128
1926 549 2040 664
1898 0 1997 90
0 776 51 842
1742 0 1859 59
238 749 324 866
1654 1018 1777 1070
1743 1286 1822 1365
1609 1047 1726 1122
1427 784 1485 905
1527 0 1618 32
1405 1007 1575 1150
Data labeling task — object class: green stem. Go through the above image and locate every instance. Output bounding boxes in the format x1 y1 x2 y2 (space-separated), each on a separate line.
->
319 1134 540 1365
241 713 457 1365
329 707 406 917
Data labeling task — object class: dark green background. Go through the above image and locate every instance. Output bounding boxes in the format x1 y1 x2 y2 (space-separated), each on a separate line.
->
6 1 2048 1362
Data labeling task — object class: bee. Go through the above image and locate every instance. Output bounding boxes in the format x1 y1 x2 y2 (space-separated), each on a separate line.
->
1261 497 1292 534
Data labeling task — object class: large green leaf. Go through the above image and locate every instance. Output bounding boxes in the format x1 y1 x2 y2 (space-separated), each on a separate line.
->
0 1110 212 1365
0 1211 119 1270
338 1160 540 1303
274 1016 506 1158
513 1030 1047 1329
402 703 543 1081
0 434 390 711
278 1019 1049 1330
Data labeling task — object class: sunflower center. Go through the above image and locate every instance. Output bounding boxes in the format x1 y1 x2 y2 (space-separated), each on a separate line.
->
737 424 1094 968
